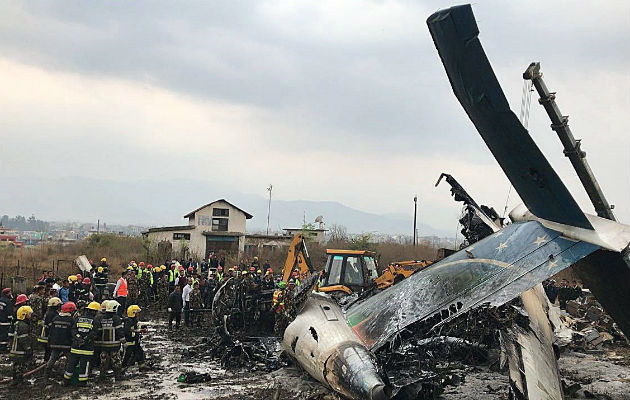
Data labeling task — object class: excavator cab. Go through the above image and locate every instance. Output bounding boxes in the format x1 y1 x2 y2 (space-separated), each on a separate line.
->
319 250 379 295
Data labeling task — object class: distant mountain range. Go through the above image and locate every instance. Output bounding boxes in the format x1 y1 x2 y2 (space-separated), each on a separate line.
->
0 176 449 236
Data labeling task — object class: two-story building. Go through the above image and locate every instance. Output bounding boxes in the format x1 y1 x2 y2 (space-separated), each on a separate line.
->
144 199 253 259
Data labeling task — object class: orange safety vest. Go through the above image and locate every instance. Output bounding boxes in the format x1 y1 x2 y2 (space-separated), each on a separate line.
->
117 278 128 296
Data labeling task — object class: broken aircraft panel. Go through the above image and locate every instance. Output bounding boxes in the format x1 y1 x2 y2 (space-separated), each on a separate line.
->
345 221 598 350
426 3 630 337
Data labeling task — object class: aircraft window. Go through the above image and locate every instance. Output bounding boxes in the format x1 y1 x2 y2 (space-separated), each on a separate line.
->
364 256 379 280
327 256 343 285
344 256 363 285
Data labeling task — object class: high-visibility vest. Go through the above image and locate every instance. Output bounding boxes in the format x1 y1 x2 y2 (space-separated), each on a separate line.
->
216 272 223 282
117 278 128 296
168 270 175 283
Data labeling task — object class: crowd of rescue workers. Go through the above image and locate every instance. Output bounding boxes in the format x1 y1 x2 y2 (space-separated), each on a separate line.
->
0 254 303 385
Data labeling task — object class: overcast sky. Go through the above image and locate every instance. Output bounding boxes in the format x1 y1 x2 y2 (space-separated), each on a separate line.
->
0 0 628 232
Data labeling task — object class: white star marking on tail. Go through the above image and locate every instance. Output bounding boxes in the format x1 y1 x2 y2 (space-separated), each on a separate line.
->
533 236 548 246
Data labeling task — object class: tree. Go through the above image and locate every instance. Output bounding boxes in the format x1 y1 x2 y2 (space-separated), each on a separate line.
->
328 224 348 242
348 233 375 251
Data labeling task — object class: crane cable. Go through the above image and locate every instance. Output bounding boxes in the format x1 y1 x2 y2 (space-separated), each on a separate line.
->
502 78 534 218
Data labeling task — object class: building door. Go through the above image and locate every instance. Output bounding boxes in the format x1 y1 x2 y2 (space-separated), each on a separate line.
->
206 236 239 257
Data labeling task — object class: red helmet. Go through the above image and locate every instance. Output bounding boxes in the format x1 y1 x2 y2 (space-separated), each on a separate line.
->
267 268 273 273
82 278 91 285
147 264 153 269
2 288 11 296
139 262 145 266
89 259 94 264
61 302 77 313
76 274 82 281
249 267 255 272
15 294 28 305
188 266 193 272
217 266 223 271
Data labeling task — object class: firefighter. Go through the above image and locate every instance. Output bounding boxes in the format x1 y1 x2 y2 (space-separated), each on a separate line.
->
263 270 275 290
76 278 92 309
93 266 108 302
9 294 28 345
216 266 224 283
122 305 146 369
64 301 100 385
0 288 13 352
45 301 75 379
38 296 61 361
10 305 34 384
96 300 125 379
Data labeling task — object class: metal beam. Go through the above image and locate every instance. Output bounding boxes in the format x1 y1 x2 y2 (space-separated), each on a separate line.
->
523 62 616 221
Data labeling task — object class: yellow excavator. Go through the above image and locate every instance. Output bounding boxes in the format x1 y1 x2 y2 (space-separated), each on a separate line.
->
280 234 432 296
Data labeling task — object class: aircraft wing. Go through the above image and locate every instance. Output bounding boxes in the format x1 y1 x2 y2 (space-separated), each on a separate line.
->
345 221 598 350
426 4 592 230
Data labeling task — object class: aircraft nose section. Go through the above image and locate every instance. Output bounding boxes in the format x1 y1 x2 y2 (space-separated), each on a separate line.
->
324 342 391 400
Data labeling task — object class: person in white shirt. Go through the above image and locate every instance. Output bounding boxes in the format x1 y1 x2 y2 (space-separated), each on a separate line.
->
182 278 193 327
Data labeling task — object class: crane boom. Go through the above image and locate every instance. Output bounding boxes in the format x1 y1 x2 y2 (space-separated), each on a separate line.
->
523 62 616 221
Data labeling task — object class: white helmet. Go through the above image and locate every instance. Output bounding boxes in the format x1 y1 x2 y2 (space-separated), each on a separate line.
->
105 300 121 313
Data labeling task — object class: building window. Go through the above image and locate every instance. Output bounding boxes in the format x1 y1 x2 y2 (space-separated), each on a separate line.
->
213 208 229 217
173 233 191 240
212 218 228 232
198 215 212 226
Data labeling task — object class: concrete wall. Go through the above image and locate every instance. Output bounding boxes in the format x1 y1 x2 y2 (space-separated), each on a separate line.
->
146 228 205 259
190 200 247 233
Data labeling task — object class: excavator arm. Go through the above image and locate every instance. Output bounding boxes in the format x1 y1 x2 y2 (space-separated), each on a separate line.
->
282 234 315 283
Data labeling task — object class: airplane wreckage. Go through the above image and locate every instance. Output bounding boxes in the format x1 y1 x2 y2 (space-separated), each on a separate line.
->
212 5 630 400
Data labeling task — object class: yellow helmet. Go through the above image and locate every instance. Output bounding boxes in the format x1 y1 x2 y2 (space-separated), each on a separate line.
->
68 275 78 282
47 297 62 307
127 305 141 318
127 266 134 271
16 306 33 320
101 257 107 262
87 301 101 311
257 270 262 274
98 266 104 273
160 265 165 270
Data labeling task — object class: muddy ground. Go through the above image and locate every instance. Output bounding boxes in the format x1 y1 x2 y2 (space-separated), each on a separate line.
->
0 312 628 400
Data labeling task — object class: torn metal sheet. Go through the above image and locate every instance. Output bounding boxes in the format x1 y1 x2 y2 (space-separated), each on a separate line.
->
345 221 598 350
501 285 564 400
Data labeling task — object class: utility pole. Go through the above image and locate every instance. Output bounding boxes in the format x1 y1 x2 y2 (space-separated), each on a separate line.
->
97 219 100 234
413 195 418 246
266 184 273 235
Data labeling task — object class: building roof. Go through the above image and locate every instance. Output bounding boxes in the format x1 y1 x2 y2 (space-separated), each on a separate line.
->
246 234 293 240
146 225 195 233
284 228 328 232
326 249 377 256
184 199 253 220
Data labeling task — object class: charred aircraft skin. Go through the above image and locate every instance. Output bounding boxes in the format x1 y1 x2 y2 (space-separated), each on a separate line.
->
282 293 390 400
